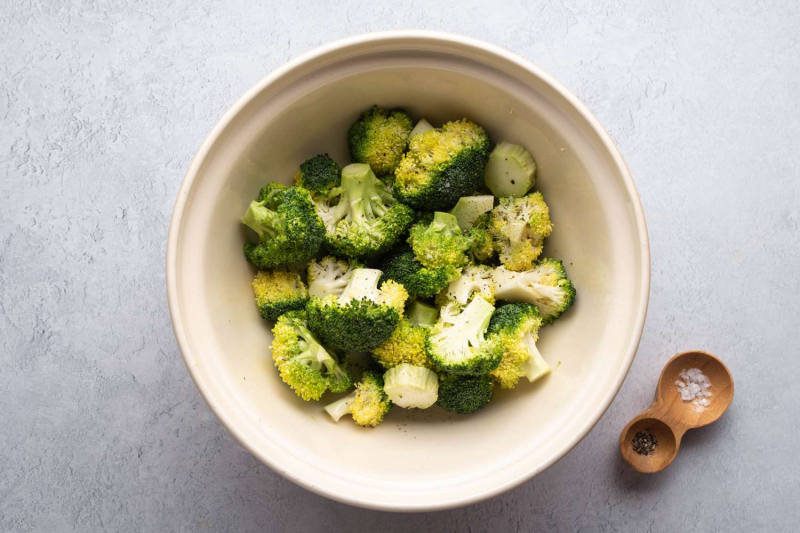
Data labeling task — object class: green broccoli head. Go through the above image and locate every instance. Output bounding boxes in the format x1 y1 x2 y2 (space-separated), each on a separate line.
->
493 258 576 323
252 270 309 322
324 370 392 427
242 184 325 269
372 319 432 369
435 264 495 307
295 154 341 193
426 296 503 376
489 192 553 271
306 256 364 299
380 246 459 299
314 163 414 258
306 268 409 352
486 303 549 389
271 311 353 401
436 373 494 414
408 211 472 270
466 213 495 263
348 106 414 177
394 119 490 210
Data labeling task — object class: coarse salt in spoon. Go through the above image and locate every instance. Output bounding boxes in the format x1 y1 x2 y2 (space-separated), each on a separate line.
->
619 350 734 473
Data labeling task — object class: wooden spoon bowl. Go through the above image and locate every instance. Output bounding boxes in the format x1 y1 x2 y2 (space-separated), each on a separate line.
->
620 351 734 473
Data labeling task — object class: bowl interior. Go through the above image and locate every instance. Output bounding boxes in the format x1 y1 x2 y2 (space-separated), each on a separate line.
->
170 35 648 511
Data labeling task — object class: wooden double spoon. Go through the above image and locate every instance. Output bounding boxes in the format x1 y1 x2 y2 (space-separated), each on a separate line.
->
620 351 734 473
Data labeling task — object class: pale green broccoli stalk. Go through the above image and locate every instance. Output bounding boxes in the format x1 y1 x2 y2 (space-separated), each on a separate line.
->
492 258 576 323
436 374 494 414
380 247 459 299
408 211 472 270
383 363 439 409
307 268 409 352
348 106 413 177
489 192 553 271
295 153 341 193
324 370 391 427
271 311 352 401
252 270 309 322
450 195 495 230
426 296 502 375
241 183 326 269
407 300 439 327
394 119 491 210
484 142 537 198
409 118 435 139
314 163 414 259
435 264 495 307
306 256 363 299
486 303 549 389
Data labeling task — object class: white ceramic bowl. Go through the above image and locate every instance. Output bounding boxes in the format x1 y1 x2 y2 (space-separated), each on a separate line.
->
167 31 649 512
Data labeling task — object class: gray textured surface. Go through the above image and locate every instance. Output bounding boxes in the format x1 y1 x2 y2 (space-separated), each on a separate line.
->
2 1 799 531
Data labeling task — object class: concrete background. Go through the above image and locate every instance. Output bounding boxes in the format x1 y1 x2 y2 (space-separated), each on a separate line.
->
2 1 798 531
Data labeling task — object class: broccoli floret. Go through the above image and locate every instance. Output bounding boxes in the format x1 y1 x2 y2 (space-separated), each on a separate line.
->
380 247 459 299
242 184 325 269
407 300 439 327
314 163 414 259
489 192 553 271
306 256 363 299
372 319 432 369
348 106 414 177
493 258 576 323
307 268 408 352
435 264 495 307
408 211 472 270
383 363 439 409
295 154 341 193
394 119 491 210
252 270 309 322
271 311 352 401
466 213 495 263
426 297 502 375
324 370 391 427
486 303 549 389
436 374 494 414
484 142 537 198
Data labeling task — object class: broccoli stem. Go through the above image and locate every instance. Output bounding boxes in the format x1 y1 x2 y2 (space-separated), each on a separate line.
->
339 268 382 304
409 118 434 139
450 195 494 230
521 333 551 383
407 301 439 327
241 201 280 240
429 211 462 237
324 392 356 422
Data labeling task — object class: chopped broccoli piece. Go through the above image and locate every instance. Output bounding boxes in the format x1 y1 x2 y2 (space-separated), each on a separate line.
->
489 192 553 271
252 270 309 322
450 195 495 230
307 268 408 352
407 300 439 327
436 374 494 414
409 118 435 139
486 303 549 389
383 364 439 409
324 370 391 427
372 319 432 369
306 256 363 299
466 212 495 263
484 142 537 198
492 258 576 323
241 184 325 269
394 119 491 210
348 106 413 177
435 264 495 307
314 163 414 259
426 297 502 375
271 311 352 401
380 247 459 298
295 154 341 193
408 211 472 270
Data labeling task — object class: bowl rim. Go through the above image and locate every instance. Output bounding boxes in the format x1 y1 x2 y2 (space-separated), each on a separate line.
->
166 29 651 512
